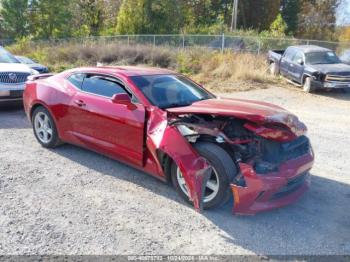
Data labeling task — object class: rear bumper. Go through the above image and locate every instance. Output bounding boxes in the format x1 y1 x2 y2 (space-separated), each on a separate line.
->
231 150 314 215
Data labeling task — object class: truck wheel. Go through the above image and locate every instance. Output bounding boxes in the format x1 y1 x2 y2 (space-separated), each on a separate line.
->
303 77 315 93
269 62 278 76
171 142 237 209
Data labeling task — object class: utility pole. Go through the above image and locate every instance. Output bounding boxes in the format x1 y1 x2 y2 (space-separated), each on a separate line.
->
230 0 239 32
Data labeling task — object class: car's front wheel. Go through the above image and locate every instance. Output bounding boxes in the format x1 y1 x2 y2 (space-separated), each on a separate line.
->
171 142 237 209
32 106 62 148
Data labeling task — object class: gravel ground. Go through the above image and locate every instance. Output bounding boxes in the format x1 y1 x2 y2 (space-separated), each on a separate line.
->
0 85 349 255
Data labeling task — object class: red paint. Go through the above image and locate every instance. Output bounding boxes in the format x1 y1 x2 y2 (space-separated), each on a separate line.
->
232 151 314 215
23 66 314 214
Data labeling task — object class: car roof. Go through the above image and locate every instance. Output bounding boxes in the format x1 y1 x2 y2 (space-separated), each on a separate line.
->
71 66 175 77
289 45 332 53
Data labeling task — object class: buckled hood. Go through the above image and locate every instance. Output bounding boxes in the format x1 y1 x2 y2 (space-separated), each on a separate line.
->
166 98 307 135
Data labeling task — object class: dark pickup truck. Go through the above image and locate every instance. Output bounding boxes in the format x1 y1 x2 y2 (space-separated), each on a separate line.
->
267 45 350 92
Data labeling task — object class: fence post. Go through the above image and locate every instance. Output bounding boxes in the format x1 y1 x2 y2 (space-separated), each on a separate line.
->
307 40 310 45
221 33 225 53
153 35 156 47
182 34 185 49
257 39 261 55
127 35 130 46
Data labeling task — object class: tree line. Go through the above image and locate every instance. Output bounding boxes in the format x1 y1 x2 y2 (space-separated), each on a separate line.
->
0 0 345 41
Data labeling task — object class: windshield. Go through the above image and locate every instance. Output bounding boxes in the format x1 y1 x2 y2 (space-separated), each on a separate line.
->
305 51 341 65
130 74 214 109
0 47 20 63
16 56 34 64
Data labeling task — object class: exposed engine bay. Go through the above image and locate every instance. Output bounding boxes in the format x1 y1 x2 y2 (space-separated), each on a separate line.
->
170 114 310 176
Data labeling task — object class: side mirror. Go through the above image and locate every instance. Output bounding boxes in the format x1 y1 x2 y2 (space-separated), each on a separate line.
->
111 93 132 105
297 58 304 65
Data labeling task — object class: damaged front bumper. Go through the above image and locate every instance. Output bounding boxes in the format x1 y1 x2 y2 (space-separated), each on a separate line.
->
231 150 314 215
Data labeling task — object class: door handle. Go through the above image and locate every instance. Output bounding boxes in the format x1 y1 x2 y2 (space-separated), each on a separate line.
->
74 99 86 107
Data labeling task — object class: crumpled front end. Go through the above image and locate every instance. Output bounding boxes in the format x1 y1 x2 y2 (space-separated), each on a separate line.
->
232 147 314 215
147 104 314 215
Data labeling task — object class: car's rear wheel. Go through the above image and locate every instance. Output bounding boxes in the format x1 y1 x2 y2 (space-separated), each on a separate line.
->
303 76 315 93
32 106 62 148
171 142 237 209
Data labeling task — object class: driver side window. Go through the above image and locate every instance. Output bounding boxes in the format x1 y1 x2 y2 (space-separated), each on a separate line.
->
81 74 127 98
292 52 304 64
284 48 297 61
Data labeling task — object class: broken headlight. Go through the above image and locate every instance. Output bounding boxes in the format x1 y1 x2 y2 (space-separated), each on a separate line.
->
176 125 199 143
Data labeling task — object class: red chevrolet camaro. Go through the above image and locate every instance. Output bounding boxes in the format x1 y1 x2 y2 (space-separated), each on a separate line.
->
23 66 314 215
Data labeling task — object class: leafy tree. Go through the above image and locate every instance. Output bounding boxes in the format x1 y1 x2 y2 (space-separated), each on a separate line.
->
296 0 340 40
0 0 344 40
281 0 300 35
270 13 287 37
182 0 229 29
116 0 143 34
71 0 105 36
51 0 121 37
0 0 29 38
237 0 281 31
338 26 350 42
116 0 185 34
100 0 122 35
30 0 73 39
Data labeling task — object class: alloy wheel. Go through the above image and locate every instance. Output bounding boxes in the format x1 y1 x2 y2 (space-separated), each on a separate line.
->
176 165 220 203
34 112 53 144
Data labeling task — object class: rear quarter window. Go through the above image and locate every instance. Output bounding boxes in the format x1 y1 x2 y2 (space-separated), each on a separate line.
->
67 73 85 89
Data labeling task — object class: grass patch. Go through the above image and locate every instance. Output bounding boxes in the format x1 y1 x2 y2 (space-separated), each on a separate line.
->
7 41 277 92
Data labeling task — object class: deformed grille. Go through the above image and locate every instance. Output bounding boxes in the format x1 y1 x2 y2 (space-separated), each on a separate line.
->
325 74 350 83
280 135 310 162
261 136 310 164
0 72 30 84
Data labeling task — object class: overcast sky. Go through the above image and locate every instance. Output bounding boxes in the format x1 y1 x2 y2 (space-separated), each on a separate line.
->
337 0 350 25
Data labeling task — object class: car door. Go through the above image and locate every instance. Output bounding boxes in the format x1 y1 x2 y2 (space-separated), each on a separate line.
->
67 73 145 167
280 47 296 78
289 51 305 83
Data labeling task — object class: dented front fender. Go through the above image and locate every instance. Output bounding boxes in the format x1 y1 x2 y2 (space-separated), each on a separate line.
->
146 107 211 210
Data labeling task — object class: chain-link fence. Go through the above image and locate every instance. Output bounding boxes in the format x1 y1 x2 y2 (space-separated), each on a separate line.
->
1 34 350 55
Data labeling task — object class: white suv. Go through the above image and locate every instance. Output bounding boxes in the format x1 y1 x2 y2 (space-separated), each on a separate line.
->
0 46 38 104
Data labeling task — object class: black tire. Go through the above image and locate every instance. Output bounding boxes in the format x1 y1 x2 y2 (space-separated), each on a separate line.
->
303 76 315 93
269 62 278 76
32 106 62 148
171 142 237 209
